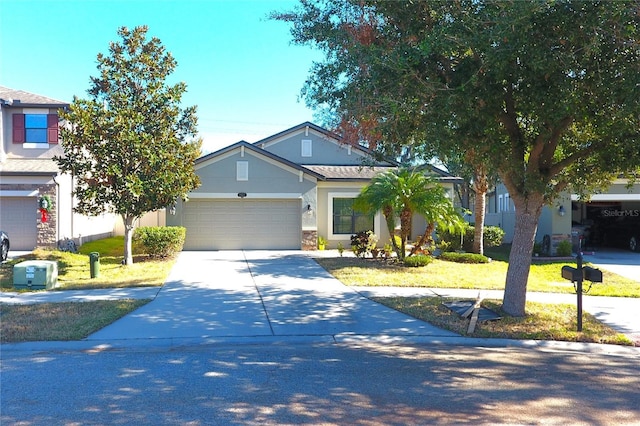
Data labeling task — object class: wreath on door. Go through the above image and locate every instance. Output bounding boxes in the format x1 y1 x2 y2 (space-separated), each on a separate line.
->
38 195 52 223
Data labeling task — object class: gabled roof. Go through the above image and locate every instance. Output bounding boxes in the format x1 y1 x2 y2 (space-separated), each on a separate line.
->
0 86 68 108
253 121 397 166
195 123 462 183
196 140 326 180
254 122 342 147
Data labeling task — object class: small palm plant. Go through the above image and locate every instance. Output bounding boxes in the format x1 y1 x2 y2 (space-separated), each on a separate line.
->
354 167 465 261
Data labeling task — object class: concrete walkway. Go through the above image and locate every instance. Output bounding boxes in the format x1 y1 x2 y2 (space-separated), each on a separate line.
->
1 250 638 349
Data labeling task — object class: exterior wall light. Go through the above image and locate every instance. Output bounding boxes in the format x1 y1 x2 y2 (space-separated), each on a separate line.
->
558 205 566 216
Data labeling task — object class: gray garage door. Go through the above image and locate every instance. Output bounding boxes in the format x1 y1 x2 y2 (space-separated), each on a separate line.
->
0 197 38 250
183 199 301 250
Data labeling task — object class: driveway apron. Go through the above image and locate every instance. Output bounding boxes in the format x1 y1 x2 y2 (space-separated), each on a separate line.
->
88 251 456 342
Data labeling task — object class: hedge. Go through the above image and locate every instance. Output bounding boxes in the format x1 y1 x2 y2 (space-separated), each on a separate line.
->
133 226 186 258
438 252 490 264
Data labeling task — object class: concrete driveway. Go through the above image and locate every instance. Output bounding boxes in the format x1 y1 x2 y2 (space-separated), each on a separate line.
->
583 248 640 282
88 251 458 344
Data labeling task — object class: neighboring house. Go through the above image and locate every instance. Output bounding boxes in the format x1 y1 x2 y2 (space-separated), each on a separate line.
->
168 122 461 250
485 180 640 253
0 86 119 250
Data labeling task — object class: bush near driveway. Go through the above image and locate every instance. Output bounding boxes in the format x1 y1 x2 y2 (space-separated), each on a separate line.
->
133 226 186 258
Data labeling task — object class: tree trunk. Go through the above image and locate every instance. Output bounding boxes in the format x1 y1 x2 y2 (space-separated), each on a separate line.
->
122 214 135 266
399 208 412 260
409 222 435 257
501 193 544 317
472 171 489 255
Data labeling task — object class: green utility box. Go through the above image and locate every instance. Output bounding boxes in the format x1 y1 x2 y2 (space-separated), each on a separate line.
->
13 260 59 290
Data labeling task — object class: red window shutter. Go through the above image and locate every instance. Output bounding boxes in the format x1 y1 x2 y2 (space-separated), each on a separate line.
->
47 114 59 144
12 114 25 143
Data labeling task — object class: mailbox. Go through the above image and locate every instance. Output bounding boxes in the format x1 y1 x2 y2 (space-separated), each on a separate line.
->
561 266 581 282
583 266 603 283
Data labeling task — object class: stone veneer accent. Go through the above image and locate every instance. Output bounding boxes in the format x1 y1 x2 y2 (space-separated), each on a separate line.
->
302 230 318 251
36 184 58 248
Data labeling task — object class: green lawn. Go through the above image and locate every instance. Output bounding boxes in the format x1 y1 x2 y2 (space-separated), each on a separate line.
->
0 237 175 291
372 297 633 346
315 253 640 297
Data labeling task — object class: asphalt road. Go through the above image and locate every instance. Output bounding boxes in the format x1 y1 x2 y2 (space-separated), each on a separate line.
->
2 341 639 425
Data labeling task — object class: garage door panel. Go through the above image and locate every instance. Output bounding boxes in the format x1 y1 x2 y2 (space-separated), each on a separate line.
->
0 197 38 250
183 199 301 250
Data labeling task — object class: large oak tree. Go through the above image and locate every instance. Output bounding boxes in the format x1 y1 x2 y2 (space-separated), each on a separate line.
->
275 1 640 316
56 26 201 265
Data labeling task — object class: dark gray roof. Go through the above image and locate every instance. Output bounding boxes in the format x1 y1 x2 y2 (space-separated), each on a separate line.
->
0 86 68 107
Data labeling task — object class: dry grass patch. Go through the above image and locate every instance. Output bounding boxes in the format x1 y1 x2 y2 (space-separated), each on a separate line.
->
373 297 634 346
0 299 150 342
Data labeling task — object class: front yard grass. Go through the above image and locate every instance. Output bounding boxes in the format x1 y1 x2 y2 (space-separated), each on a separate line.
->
314 255 640 297
0 299 150 343
372 297 633 346
0 237 175 291
314 249 638 346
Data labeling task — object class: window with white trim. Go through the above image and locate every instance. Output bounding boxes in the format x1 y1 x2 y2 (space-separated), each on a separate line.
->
332 198 373 235
236 161 248 181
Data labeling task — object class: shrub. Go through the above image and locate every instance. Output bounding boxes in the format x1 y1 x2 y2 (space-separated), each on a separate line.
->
437 224 505 252
351 230 378 258
133 226 186 258
555 239 573 257
439 252 490 264
403 255 433 267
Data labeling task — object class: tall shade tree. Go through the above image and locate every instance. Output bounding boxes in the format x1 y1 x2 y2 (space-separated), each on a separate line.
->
274 1 640 316
354 168 464 260
56 26 202 265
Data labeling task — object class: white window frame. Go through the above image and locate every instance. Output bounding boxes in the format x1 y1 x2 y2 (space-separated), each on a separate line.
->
327 192 380 241
236 161 248 181
301 139 312 157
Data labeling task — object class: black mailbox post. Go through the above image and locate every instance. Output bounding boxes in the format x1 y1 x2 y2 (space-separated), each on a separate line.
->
559 246 603 331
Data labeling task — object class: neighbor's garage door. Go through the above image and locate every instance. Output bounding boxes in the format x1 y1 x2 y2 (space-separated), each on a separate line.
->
183 199 301 250
0 197 38 250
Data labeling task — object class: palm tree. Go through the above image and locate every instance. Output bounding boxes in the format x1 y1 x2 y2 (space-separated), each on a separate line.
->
354 168 464 260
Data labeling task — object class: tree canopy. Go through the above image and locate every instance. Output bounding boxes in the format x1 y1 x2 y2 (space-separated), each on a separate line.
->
56 26 202 265
274 1 640 315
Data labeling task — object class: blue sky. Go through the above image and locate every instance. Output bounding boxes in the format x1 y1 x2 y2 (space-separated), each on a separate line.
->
0 0 320 153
